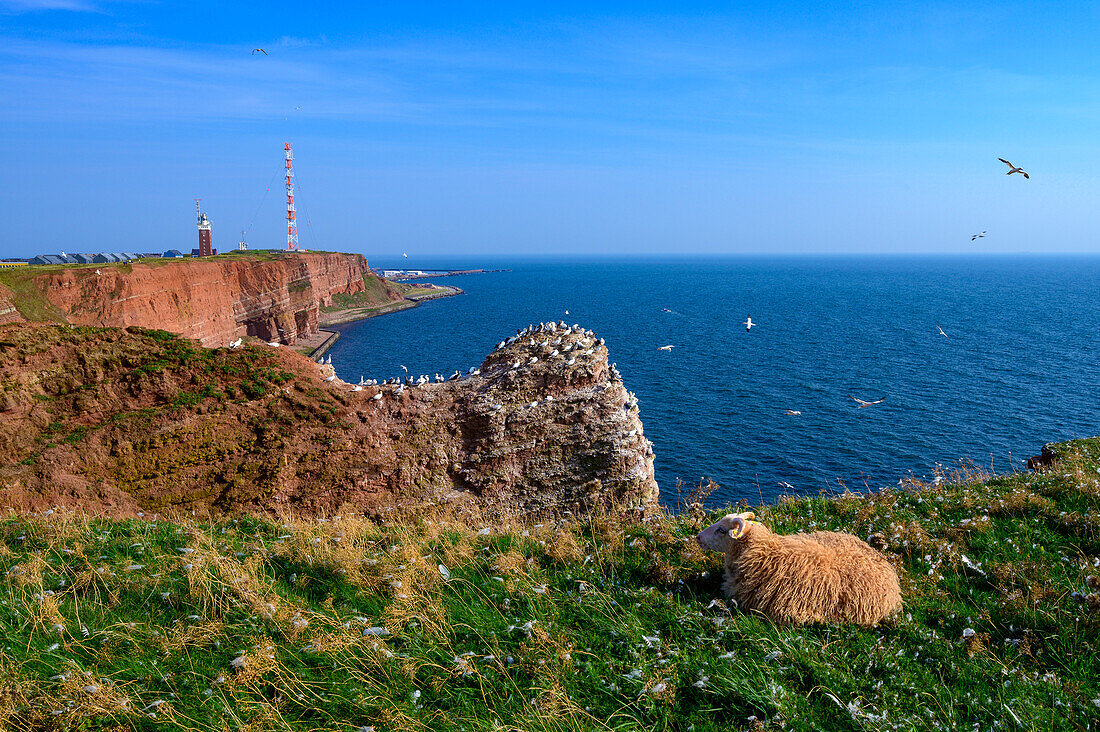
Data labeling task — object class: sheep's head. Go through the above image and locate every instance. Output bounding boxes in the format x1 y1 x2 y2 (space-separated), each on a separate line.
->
696 512 756 552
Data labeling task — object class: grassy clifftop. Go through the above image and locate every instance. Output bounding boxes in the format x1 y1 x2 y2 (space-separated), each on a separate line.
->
1 441 1098 730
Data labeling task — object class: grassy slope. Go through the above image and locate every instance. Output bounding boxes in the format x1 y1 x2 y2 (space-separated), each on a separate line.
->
1 443 1098 731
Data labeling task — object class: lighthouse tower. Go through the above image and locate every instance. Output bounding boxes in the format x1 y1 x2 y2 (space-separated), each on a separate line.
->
195 199 214 257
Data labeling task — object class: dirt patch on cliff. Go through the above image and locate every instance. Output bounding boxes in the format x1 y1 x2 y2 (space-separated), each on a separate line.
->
0 321 657 519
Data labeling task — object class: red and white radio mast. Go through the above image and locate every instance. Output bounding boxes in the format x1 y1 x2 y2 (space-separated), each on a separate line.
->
284 142 298 251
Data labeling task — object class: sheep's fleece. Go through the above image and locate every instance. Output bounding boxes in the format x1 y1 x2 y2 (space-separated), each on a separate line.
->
697 512 901 626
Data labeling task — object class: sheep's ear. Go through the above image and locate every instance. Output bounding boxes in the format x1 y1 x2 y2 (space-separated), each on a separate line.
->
728 516 746 539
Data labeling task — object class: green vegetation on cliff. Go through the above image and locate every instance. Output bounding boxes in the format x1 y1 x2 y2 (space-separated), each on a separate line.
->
1 441 1097 730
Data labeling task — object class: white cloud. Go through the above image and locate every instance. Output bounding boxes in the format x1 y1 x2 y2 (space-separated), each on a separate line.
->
0 0 96 12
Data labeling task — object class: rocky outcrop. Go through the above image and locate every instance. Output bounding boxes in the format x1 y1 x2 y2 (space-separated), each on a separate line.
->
0 321 658 518
0 252 399 347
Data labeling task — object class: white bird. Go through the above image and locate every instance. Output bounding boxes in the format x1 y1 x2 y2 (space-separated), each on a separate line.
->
371 392 383 401
998 158 1029 179
359 376 365 385
267 342 281 347
324 374 336 382
565 310 569 315
403 252 408 258
785 410 801 415
971 231 986 241
936 325 949 339
744 316 755 331
95 269 101 275
850 395 886 408
325 355 332 365
657 345 673 351
351 385 362 391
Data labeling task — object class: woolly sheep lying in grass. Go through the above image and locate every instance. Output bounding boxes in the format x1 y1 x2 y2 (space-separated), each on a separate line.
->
696 512 902 626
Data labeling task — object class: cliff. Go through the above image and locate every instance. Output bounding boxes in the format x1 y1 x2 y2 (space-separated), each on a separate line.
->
0 252 401 347
0 321 658 517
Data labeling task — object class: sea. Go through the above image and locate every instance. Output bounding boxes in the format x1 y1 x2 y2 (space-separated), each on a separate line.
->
326 256 1100 508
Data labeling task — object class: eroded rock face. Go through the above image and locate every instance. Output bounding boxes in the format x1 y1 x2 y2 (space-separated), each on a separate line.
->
0 321 658 518
0 253 398 347
304 320 659 515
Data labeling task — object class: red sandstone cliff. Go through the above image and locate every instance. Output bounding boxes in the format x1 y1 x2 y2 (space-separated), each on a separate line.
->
0 252 399 347
0 322 659 518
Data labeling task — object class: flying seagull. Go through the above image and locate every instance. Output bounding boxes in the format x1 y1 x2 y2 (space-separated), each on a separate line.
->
971 231 986 241
937 325 949 339
252 48 267 55
657 345 674 351
785 410 801 416
850 395 886 408
998 158 1029 179
744 316 755 331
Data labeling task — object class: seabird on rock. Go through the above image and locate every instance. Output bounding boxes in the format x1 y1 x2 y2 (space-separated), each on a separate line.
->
351 385 362 391
371 392 383 401
324 374 336 382
566 358 575 365
267 342 281 347
325 355 332 365
528 357 538 364
998 158 1029 179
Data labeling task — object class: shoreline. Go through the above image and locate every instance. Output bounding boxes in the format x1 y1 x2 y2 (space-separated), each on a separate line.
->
306 284 464 358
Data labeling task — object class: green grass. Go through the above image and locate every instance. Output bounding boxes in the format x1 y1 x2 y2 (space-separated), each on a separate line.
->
1 441 1098 730
0 268 71 323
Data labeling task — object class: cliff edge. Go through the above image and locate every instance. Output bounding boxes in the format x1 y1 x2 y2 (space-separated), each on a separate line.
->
0 321 657 517
0 252 401 347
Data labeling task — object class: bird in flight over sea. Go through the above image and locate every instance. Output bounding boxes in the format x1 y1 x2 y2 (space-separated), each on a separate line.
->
403 252 408 258
744 316 755 331
998 158 1029 179
657 345 674 351
850 395 886 408
937 325 949 339
252 48 267 55
785 410 801 415
971 231 986 241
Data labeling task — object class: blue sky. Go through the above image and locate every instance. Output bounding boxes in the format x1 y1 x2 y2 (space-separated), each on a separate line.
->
4 1 1099 258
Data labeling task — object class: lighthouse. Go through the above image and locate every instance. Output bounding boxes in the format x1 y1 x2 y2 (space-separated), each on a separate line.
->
195 199 215 257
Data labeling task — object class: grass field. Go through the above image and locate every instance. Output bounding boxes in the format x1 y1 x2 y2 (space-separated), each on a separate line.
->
1 440 1098 731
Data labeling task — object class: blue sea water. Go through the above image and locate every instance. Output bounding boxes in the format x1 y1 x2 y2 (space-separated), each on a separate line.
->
326 257 1100 507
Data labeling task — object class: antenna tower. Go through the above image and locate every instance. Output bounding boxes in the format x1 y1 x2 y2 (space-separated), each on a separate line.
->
284 143 298 251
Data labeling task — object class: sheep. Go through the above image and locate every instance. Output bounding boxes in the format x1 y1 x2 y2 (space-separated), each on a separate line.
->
696 512 901 626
